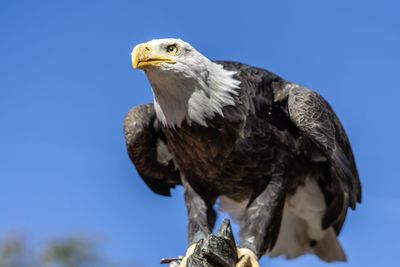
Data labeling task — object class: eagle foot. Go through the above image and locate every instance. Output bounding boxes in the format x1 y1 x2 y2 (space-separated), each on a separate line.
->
178 243 197 267
179 219 239 266
236 248 259 267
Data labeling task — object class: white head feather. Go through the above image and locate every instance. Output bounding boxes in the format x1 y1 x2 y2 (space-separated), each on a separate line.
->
132 38 241 127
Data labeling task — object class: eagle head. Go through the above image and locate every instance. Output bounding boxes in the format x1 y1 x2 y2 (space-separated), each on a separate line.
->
131 38 240 128
131 38 202 73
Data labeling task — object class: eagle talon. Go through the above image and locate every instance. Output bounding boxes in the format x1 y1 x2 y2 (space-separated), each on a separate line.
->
178 243 197 267
236 248 260 267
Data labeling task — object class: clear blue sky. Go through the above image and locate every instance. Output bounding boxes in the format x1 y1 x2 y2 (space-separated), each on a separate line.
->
0 0 399 266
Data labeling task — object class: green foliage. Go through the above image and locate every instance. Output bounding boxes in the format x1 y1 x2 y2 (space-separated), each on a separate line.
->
0 234 119 267
41 237 101 267
0 235 34 267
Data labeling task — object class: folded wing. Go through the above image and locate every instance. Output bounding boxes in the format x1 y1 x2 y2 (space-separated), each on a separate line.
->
124 104 181 196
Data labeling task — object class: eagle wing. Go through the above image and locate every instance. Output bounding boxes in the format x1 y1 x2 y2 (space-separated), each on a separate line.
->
285 84 361 204
215 61 361 232
276 82 361 232
124 104 181 196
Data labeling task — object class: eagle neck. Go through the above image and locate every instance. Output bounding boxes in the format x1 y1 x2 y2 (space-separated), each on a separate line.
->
146 62 241 128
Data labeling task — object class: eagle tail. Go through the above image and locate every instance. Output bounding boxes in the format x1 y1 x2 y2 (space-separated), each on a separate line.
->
313 228 347 262
269 179 347 262
269 219 346 262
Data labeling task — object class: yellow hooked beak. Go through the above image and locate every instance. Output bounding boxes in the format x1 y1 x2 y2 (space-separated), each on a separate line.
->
131 43 176 69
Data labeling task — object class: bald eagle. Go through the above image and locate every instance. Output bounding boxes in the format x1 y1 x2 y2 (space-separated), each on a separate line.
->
125 39 361 266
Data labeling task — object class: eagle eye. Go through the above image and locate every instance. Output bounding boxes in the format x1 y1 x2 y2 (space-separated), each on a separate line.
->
166 44 179 54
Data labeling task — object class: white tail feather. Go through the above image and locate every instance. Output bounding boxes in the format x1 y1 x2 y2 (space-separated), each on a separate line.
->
313 228 347 262
219 178 347 262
